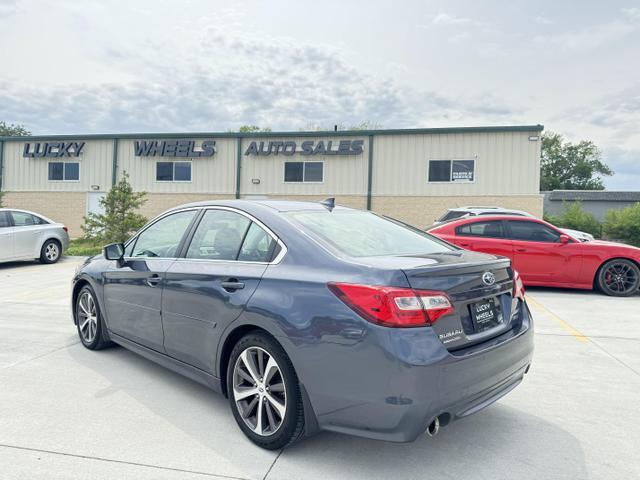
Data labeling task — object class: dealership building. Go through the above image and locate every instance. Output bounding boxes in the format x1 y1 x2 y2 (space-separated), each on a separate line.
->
0 125 544 237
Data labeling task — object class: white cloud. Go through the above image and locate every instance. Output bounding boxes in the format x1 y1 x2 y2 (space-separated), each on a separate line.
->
431 12 471 26
622 7 640 22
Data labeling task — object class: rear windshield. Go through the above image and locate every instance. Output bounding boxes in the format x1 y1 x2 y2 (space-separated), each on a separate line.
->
287 210 453 257
439 210 468 221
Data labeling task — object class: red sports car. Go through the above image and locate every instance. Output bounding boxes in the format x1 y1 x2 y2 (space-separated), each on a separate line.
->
428 215 640 296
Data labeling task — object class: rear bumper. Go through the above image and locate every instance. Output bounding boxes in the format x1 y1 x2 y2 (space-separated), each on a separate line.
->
307 302 534 442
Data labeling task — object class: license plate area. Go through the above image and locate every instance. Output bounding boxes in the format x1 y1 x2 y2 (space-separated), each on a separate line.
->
469 298 502 332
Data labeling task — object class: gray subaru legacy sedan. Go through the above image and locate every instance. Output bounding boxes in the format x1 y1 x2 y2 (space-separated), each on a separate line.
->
72 200 533 449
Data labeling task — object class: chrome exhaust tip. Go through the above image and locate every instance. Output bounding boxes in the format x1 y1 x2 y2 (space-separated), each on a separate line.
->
426 417 440 437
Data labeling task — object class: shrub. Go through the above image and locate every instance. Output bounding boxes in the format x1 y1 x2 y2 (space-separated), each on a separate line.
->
81 172 147 244
545 201 602 238
603 203 640 247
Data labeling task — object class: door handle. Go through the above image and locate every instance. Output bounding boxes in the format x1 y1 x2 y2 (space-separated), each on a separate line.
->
516 248 527 252
459 242 471 247
146 274 162 287
221 279 245 291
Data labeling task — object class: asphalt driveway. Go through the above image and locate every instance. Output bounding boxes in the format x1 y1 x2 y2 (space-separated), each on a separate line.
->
1 257 639 479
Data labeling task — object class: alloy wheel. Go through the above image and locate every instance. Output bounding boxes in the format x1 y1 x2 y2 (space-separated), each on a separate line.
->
77 292 98 344
45 243 59 261
603 262 639 295
233 346 287 436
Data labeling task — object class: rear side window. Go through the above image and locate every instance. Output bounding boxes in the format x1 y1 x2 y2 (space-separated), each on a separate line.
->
456 221 505 238
287 210 453 257
507 220 561 243
10 212 43 226
186 209 278 262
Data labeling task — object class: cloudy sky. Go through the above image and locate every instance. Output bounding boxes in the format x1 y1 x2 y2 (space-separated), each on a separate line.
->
1 0 639 189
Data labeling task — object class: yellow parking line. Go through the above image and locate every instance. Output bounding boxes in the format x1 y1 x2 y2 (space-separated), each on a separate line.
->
526 295 589 343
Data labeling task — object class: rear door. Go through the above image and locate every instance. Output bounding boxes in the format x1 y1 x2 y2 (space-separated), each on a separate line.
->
162 208 281 372
452 219 513 259
0 212 14 260
104 209 199 351
10 211 46 259
505 220 582 284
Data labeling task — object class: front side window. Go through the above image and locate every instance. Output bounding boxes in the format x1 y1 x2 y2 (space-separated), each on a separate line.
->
507 220 561 243
287 210 453 257
131 210 197 258
48 162 80 181
456 220 505 238
0 211 12 228
428 159 475 183
10 211 44 227
156 161 192 182
284 161 323 182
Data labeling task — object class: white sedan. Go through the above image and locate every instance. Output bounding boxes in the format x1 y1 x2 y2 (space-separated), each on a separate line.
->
0 208 70 264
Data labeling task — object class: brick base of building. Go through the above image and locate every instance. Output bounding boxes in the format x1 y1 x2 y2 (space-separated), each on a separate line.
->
2 191 543 238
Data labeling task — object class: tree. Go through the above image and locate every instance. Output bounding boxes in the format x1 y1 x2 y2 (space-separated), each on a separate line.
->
0 121 31 136
603 203 640 247
540 132 613 191
544 201 602 238
237 125 272 133
81 172 147 243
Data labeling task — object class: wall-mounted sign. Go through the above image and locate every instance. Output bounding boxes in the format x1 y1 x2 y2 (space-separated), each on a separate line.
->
134 140 216 157
244 139 364 156
23 142 85 158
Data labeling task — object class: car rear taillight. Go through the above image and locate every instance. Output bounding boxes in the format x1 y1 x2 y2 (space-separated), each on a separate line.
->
327 283 454 328
513 270 525 300
63 226 68 233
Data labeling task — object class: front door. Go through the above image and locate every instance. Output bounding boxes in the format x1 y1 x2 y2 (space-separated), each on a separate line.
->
0 211 14 261
162 209 279 372
506 220 582 284
87 192 106 216
103 209 199 351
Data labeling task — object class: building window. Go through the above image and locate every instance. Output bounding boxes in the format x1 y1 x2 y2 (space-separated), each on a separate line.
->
284 161 323 183
156 161 192 182
428 159 475 183
48 162 80 181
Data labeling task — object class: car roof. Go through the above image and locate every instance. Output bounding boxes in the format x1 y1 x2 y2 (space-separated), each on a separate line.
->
431 214 549 230
449 206 532 215
166 199 357 215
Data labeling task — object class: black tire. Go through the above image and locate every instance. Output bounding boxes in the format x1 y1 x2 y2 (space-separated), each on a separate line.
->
40 239 62 264
596 259 640 297
75 285 111 350
227 331 304 450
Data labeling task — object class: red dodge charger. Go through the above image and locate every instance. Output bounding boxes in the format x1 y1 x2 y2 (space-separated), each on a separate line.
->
429 215 640 296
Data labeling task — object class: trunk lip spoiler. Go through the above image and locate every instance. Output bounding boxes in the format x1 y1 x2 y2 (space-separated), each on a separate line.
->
402 258 511 275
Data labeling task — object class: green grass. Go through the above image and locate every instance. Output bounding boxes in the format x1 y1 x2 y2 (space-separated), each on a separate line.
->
66 238 103 256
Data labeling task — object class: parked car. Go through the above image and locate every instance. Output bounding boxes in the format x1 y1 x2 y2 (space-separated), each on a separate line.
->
429 215 640 296
432 206 594 241
0 208 69 264
72 200 533 449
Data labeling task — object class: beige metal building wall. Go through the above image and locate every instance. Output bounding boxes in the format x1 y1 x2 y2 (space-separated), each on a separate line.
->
372 130 541 196
239 135 368 196
2 139 113 192
117 138 237 194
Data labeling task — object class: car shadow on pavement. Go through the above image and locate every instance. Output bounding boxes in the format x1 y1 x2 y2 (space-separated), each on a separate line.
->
68 343 588 480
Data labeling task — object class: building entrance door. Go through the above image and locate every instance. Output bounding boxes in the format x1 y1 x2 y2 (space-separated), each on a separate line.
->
86 192 106 216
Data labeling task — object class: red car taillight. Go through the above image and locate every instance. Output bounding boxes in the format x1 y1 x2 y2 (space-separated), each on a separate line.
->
327 283 454 328
513 270 525 300
63 226 68 233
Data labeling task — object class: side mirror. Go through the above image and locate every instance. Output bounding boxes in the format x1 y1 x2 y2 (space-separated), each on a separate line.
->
559 234 570 244
104 242 125 261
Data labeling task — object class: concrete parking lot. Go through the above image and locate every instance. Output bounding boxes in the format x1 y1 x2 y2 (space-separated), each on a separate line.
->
1 256 639 480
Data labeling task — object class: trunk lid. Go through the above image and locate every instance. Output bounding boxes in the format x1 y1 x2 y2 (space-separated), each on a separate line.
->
376 250 516 351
